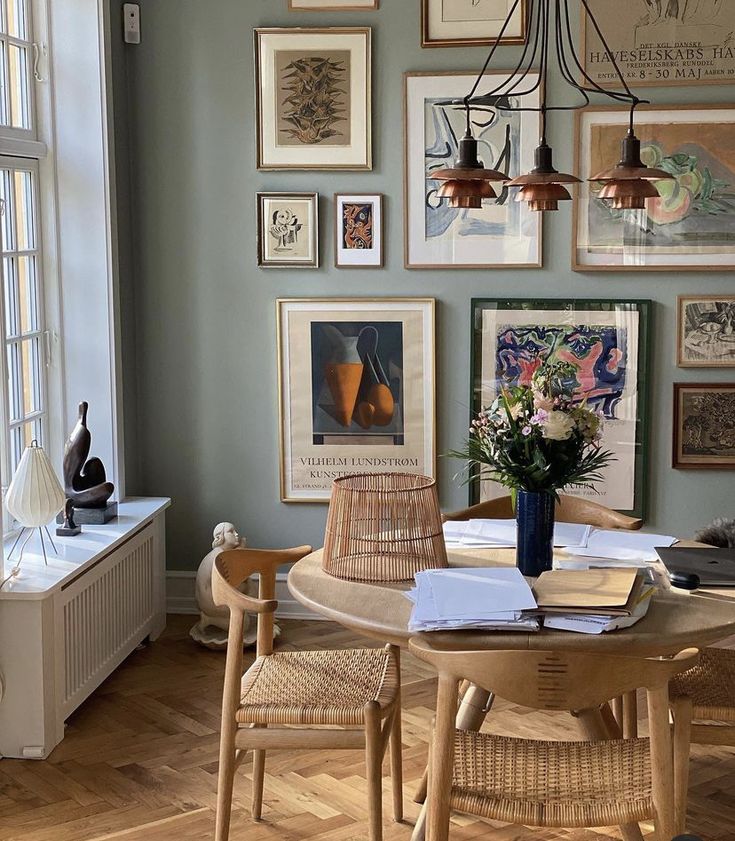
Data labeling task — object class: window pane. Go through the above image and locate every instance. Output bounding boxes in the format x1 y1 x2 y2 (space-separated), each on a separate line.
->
6 338 20 421
8 42 29 129
0 40 7 127
0 168 12 251
22 418 39 448
9 423 21 472
20 335 39 414
13 168 33 250
3 255 17 336
17 254 36 333
6 0 27 41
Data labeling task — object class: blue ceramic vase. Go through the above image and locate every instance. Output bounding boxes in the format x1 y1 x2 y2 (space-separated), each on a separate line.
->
515 490 555 577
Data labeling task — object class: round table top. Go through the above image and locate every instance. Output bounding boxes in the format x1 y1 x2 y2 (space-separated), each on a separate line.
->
287 546 735 657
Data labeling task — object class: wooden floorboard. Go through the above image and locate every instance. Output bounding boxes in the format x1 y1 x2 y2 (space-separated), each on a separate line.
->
1 615 733 839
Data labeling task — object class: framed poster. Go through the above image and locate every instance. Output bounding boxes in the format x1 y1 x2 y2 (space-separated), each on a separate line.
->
470 298 651 518
422 0 526 48
257 192 319 268
574 105 735 271
678 295 735 368
255 28 371 170
404 71 541 269
674 383 735 469
583 0 735 87
277 298 436 502
334 193 383 268
290 0 378 8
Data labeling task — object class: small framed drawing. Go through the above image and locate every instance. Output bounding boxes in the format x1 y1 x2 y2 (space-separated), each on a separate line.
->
290 0 378 9
574 105 735 271
673 383 735 469
678 295 735 368
422 0 526 48
257 193 319 268
255 27 371 171
277 297 436 502
404 71 541 269
470 298 652 518
334 193 383 268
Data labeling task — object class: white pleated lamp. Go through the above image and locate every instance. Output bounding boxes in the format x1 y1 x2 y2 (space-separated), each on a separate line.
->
6 440 65 563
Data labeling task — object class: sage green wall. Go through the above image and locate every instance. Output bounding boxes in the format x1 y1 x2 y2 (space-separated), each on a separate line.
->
113 0 735 571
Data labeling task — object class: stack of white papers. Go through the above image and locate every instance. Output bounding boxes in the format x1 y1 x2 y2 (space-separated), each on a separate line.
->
562 529 677 564
406 567 539 632
443 519 591 550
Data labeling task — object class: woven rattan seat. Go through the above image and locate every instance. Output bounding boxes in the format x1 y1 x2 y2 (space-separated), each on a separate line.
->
670 647 735 721
237 647 399 726
450 730 653 828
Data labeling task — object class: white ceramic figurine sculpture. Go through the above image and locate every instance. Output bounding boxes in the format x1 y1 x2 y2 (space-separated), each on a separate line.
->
189 522 258 650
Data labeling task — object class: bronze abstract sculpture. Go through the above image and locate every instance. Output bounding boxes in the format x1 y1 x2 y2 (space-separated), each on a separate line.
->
64 402 115 511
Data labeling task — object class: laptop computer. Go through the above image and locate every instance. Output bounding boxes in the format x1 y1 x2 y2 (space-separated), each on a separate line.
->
656 546 735 587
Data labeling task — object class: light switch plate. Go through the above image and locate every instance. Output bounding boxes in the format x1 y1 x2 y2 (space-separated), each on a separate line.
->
123 3 141 44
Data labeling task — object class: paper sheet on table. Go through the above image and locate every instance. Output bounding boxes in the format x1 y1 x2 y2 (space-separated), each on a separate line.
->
563 529 677 562
443 519 591 549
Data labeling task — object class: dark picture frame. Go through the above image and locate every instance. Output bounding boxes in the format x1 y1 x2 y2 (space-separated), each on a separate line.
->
470 298 652 519
673 383 735 470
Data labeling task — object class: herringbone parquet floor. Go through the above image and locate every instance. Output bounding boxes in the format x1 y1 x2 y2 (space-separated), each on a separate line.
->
1 616 734 840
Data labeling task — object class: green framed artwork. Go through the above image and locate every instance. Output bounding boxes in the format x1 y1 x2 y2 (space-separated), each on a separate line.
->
470 298 652 519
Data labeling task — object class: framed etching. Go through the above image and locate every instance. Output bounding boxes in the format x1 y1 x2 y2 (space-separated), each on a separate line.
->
334 193 383 268
255 28 371 170
678 295 735 368
422 0 526 48
583 0 735 87
404 71 541 269
257 193 319 268
290 0 378 8
471 298 652 518
277 298 436 502
673 383 735 469
574 105 735 271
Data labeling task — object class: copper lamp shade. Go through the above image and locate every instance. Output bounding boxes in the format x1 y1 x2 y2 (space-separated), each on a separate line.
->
430 133 508 210
592 131 674 210
507 143 581 212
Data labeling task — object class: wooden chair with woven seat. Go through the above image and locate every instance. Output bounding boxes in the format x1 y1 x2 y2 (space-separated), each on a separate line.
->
212 545 403 841
409 635 699 841
670 647 735 834
443 494 643 530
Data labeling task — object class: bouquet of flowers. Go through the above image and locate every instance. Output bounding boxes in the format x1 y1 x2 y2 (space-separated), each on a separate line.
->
449 360 615 498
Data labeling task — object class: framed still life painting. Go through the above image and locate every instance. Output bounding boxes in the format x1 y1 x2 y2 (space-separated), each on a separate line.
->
255 28 371 170
404 71 541 269
421 0 526 48
574 105 735 271
257 192 319 268
678 295 735 368
673 383 735 469
470 298 652 518
334 193 383 268
277 298 436 502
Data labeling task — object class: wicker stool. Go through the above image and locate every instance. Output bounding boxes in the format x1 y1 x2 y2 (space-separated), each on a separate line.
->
323 472 448 582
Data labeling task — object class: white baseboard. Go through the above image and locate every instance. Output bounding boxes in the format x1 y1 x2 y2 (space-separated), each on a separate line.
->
166 570 323 621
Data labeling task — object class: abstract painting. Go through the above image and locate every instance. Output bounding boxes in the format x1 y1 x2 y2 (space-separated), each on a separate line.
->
575 106 735 270
255 28 371 170
422 0 526 47
405 71 541 268
678 295 735 367
472 299 651 516
335 193 383 267
278 298 435 502
674 383 735 468
257 193 318 267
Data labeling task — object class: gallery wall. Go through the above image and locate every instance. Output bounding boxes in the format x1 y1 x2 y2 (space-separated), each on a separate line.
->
111 0 735 571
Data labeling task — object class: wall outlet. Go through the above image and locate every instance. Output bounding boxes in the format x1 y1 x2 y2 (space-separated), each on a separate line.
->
123 3 141 44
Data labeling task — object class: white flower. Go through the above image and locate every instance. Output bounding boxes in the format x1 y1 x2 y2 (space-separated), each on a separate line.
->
541 410 575 441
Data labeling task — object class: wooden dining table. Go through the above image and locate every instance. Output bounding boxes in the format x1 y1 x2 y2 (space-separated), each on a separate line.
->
288 544 735 841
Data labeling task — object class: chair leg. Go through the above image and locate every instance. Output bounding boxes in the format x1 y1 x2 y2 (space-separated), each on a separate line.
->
251 749 266 821
365 700 384 841
389 705 403 822
671 696 693 835
623 690 639 738
427 675 459 841
214 723 238 841
647 686 676 841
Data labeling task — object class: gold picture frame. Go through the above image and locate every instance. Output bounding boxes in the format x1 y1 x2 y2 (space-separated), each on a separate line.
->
421 0 527 48
277 298 436 502
255 27 372 171
257 192 319 268
289 0 378 9
677 294 735 368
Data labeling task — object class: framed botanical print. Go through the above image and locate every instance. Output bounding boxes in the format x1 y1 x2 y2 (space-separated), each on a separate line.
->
404 71 541 269
334 193 383 268
678 295 735 368
290 0 378 8
470 298 652 518
583 0 735 87
422 0 526 48
574 105 735 271
277 298 436 502
257 193 319 268
255 28 371 170
673 383 735 469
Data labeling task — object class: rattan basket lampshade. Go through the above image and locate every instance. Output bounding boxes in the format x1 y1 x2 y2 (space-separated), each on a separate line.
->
322 473 448 582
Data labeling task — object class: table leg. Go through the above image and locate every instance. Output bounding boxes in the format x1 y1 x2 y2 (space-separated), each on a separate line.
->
410 685 494 841
622 690 639 738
